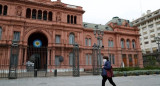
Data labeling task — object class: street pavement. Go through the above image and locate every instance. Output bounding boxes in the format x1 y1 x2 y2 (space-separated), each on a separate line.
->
0 75 160 86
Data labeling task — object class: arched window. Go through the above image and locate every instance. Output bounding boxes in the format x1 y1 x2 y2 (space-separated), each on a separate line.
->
38 10 42 20
69 33 75 44
69 52 73 66
67 15 70 23
0 5 2 15
126 39 130 48
26 8 31 18
43 11 47 20
108 40 114 47
3 5 8 15
0 27 2 40
85 38 88 46
74 16 77 24
108 40 110 47
132 40 136 49
121 39 124 48
48 11 52 21
71 15 73 24
88 38 91 46
32 9 37 19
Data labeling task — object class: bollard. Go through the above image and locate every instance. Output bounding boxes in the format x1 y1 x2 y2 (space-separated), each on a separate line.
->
146 71 149 75
123 72 127 77
34 69 37 77
54 69 57 77
135 72 139 76
155 71 159 74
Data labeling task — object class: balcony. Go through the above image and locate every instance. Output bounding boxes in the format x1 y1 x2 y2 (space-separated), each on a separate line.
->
156 24 160 28
54 43 64 47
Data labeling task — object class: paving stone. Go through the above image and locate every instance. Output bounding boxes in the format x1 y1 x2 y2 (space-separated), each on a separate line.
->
0 75 160 86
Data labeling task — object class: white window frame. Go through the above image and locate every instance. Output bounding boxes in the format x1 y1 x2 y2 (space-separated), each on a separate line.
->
89 54 92 65
55 56 60 66
69 33 75 44
55 35 61 44
69 53 73 66
121 39 124 48
109 54 115 64
110 40 114 47
132 40 136 49
88 38 91 46
85 38 88 46
127 40 130 48
13 31 20 41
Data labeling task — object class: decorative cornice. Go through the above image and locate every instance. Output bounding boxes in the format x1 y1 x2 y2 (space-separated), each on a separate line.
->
2 0 85 14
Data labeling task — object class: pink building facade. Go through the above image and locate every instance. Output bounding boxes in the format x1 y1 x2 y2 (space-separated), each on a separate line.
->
0 0 143 72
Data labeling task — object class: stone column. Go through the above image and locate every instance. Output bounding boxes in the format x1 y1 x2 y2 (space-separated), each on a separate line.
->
2 5 4 15
61 48 64 68
47 48 50 67
132 54 135 67
31 9 32 19
24 47 27 68
52 48 55 68
18 46 22 66
126 54 129 67
42 11 44 20
138 51 143 68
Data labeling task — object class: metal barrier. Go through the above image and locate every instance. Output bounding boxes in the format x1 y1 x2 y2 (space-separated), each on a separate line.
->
0 45 98 78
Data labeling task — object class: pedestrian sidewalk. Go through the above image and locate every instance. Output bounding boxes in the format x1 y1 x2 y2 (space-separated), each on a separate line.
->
0 75 160 86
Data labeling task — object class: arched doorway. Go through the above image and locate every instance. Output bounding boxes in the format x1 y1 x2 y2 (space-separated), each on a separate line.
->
27 32 48 70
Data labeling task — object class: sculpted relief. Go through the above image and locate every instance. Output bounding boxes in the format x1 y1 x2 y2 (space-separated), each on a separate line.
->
56 12 61 22
122 20 129 27
16 6 22 17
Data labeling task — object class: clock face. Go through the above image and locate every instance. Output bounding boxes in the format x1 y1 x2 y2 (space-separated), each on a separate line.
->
33 39 42 48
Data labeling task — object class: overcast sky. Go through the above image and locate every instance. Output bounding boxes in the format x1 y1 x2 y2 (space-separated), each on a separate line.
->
52 0 160 25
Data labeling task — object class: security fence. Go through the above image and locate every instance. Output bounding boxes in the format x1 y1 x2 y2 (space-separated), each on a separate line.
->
0 44 101 79
143 53 160 67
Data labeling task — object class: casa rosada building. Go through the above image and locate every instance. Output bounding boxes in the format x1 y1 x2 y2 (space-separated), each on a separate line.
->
0 0 143 72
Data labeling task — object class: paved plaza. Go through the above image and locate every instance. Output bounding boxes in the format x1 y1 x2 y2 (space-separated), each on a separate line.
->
0 75 160 86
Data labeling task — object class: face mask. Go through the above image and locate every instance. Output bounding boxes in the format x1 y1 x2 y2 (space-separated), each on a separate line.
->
103 59 106 64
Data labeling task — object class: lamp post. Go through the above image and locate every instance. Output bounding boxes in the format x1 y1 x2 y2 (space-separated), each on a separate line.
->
93 25 104 74
9 41 19 79
154 37 160 65
73 43 79 77
92 43 99 75
154 37 160 53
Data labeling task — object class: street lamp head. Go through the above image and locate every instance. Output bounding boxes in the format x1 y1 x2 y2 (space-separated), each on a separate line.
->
97 30 100 35
95 25 99 29
92 43 97 48
93 43 98 50
101 30 104 36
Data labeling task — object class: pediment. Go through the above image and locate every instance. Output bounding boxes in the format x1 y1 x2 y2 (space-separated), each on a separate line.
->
53 2 65 7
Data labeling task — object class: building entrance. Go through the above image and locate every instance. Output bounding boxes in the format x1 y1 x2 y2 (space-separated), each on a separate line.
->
27 32 48 70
